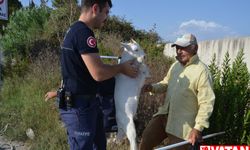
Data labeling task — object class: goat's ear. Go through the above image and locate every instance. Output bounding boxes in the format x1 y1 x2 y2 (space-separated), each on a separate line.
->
121 42 130 52
130 39 137 44
121 42 126 47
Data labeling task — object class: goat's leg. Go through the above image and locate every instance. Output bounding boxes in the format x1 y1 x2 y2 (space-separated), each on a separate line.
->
126 116 137 150
115 113 126 141
116 127 125 140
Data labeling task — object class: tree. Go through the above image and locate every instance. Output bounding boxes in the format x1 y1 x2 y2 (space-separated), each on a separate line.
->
29 0 35 8
40 0 49 7
52 0 78 8
0 7 50 77
0 0 22 34
44 0 79 44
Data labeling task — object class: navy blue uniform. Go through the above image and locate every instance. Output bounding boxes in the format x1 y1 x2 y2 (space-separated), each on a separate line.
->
60 21 106 150
98 78 117 133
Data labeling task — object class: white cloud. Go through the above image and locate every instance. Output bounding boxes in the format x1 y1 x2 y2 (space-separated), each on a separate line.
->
179 19 228 31
169 19 238 41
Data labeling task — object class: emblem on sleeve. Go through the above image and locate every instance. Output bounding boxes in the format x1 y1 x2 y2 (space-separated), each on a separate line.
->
87 36 97 48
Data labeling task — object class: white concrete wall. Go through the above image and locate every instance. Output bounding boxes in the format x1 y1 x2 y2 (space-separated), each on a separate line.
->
164 36 250 72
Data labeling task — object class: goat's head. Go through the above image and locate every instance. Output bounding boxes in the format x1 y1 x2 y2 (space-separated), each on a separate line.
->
121 39 145 63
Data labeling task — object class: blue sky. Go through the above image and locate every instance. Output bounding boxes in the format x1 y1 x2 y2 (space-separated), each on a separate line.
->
20 0 250 42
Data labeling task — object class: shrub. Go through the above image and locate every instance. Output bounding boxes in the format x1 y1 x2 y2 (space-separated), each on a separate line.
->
0 7 50 77
205 49 250 144
100 16 161 43
44 1 79 45
0 0 22 34
100 16 137 41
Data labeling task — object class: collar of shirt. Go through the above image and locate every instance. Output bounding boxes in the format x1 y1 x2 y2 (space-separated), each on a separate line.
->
182 54 199 67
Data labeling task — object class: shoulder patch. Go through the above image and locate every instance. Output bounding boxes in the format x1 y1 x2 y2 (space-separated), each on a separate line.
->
87 36 97 48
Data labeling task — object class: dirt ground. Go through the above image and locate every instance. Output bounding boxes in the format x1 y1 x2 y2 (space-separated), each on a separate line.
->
0 136 29 150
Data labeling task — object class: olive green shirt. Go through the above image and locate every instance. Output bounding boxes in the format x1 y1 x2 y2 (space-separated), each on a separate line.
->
152 55 215 140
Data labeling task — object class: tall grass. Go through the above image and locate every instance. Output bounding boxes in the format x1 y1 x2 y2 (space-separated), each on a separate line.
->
0 50 68 149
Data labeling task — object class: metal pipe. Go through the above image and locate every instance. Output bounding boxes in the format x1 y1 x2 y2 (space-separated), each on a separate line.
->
100 56 121 59
155 131 225 150
100 55 121 64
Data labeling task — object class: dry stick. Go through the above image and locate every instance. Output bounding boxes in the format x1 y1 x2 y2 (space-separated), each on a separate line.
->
0 124 8 136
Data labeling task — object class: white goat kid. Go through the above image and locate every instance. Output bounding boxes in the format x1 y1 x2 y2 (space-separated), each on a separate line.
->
114 40 149 150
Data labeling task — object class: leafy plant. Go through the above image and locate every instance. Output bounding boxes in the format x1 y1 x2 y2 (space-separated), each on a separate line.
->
0 0 22 34
206 49 250 144
44 0 79 45
0 7 50 76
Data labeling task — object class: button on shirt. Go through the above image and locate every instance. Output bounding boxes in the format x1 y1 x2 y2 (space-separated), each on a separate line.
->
151 55 215 140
